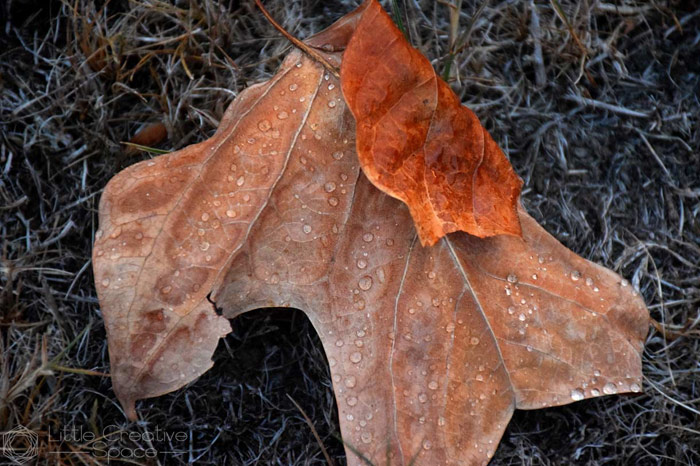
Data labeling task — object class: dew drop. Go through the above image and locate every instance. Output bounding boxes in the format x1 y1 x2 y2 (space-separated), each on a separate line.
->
346 413 354 421
418 393 428 403
328 197 339 207
350 352 362 363
101 278 111 288
507 306 515 315
345 376 357 388
356 259 367 269
200 242 210 251
332 151 344 160
303 224 312 234
603 383 617 394
445 322 456 333
346 396 358 406
428 381 439 390
362 232 374 242
518 313 526 321
258 120 271 131
507 273 518 283
571 389 585 401
571 270 581 281
630 382 641 393
328 83 335 90
470 337 480 346
236 176 245 186
422 440 432 450
358 276 373 291
160 285 172 295
376 267 386 283
226 210 237 218
335 339 344 347
361 432 372 444
591 388 600 396
277 111 289 120
289 83 298 91
328 100 337 108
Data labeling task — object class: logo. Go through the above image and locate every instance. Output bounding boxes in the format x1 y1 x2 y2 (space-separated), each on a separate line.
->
1 425 39 464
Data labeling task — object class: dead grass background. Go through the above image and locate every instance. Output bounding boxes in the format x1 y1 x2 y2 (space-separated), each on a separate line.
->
1 0 699 464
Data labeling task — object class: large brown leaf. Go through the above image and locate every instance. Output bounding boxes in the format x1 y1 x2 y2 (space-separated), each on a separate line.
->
93 3 649 464
341 0 523 246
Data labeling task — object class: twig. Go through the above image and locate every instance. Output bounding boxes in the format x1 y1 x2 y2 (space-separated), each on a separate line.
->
564 94 650 118
550 0 587 58
634 128 673 182
391 0 407 37
254 0 340 79
286 394 334 466
529 0 546 88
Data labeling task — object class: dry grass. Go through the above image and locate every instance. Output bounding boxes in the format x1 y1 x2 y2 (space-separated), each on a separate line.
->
1 0 699 464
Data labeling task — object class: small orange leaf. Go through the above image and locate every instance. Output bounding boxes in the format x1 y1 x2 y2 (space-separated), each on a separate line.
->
341 0 523 246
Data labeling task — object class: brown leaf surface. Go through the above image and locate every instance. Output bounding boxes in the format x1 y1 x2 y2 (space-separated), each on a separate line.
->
341 0 523 246
93 3 649 464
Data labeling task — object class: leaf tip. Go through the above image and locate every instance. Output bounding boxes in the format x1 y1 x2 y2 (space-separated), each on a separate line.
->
121 396 139 422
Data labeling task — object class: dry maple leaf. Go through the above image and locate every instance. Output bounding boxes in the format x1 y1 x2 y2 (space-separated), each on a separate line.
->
341 0 523 246
93 2 649 464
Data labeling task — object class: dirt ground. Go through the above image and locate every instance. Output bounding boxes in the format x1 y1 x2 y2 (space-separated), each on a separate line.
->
1 0 699 464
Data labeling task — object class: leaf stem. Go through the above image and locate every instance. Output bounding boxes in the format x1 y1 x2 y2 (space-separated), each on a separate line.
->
255 0 340 79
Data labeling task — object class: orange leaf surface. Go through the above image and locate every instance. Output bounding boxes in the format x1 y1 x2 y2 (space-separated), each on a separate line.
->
92 3 649 464
341 0 523 246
